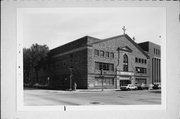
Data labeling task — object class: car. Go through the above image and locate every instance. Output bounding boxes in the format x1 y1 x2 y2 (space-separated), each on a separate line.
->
127 84 138 90
120 84 137 91
158 84 161 89
141 83 149 90
33 83 40 88
135 83 143 90
120 85 129 91
152 84 159 89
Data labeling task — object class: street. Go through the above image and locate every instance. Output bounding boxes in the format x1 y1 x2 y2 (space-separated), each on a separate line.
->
24 89 161 106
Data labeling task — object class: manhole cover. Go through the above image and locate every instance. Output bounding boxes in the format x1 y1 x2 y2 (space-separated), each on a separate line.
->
90 102 100 104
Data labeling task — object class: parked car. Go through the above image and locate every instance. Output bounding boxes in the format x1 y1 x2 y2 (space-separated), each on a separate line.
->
141 83 149 90
158 84 161 89
134 83 143 90
120 85 129 91
120 84 137 91
127 84 138 90
152 84 160 89
33 83 40 88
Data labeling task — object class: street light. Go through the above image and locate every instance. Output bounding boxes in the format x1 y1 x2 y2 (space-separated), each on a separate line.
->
100 69 104 91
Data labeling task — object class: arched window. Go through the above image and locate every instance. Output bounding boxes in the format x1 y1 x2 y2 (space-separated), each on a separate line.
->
123 54 128 71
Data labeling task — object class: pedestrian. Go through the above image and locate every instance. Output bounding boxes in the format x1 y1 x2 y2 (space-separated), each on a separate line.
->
74 82 77 91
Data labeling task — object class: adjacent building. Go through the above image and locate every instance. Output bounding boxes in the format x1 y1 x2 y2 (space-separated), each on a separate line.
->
138 41 161 85
37 34 161 89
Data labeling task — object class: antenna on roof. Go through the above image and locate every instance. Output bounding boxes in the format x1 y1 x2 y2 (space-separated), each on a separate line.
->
122 26 126 35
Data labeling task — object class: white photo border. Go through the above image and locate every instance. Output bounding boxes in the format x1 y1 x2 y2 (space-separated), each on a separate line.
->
17 7 166 111
2 1 180 119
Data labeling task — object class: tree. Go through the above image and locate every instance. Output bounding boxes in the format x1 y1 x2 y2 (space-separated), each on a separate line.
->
23 43 49 86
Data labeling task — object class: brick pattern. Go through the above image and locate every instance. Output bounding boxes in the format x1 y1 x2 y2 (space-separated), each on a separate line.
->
37 34 161 89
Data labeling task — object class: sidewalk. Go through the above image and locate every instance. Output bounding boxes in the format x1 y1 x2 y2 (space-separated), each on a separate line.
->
76 89 118 92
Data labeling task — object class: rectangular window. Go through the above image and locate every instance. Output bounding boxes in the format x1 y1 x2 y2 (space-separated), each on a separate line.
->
109 64 114 71
135 67 147 74
135 57 138 63
144 59 147 64
103 63 107 70
94 49 99 56
95 62 99 70
123 65 128 71
99 62 103 70
156 49 157 55
142 59 144 63
135 78 147 84
94 78 102 86
95 62 114 71
94 78 114 86
105 52 109 58
110 52 114 58
100 50 104 57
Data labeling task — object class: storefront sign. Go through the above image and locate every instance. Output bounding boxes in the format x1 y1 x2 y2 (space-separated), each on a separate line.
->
117 71 134 75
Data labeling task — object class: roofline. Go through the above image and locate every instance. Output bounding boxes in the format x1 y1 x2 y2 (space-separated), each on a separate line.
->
90 34 124 44
50 36 88 52
49 34 149 58
90 34 149 58
138 41 161 47
124 35 149 58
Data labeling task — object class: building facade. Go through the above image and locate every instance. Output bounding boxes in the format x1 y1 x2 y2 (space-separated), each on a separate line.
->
37 34 160 89
138 41 161 85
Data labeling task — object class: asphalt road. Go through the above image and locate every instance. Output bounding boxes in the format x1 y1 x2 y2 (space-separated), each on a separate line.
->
24 89 161 106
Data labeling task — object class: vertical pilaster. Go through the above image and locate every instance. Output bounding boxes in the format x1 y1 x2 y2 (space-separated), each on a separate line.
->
157 59 159 83
160 59 161 83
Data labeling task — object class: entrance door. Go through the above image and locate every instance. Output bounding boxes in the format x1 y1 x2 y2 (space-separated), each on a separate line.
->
120 80 131 86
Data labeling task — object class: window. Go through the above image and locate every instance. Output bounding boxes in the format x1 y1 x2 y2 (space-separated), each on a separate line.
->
135 78 147 84
109 64 114 71
100 50 104 57
105 52 109 58
123 54 128 71
94 78 114 86
103 63 109 70
110 52 114 58
136 57 147 64
156 49 157 54
144 68 147 73
135 67 147 74
95 62 114 71
135 57 138 63
142 59 144 63
99 62 103 70
94 49 99 56
95 62 99 70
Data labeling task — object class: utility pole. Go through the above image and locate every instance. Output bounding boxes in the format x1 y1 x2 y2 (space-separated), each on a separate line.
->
69 67 73 91
100 69 104 91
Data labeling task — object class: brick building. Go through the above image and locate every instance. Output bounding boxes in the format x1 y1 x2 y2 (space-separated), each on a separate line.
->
37 34 161 89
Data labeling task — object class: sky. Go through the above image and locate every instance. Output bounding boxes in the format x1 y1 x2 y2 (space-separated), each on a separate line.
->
22 7 166 50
